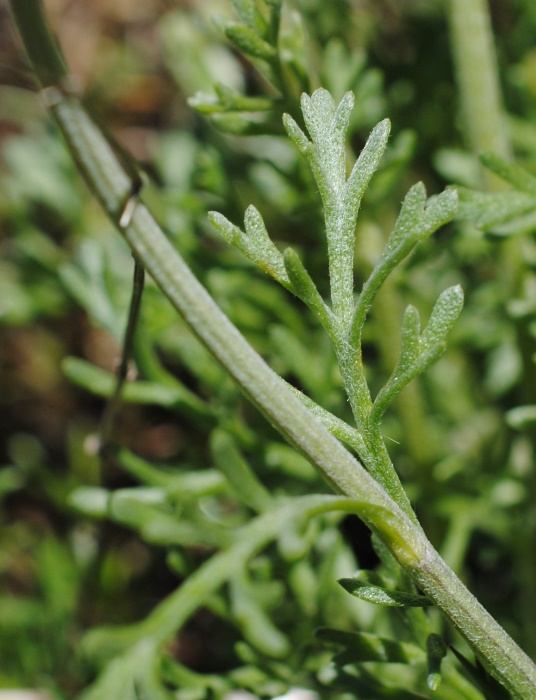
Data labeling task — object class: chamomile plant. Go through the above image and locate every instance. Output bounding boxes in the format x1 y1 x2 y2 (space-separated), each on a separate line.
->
7 0 536 698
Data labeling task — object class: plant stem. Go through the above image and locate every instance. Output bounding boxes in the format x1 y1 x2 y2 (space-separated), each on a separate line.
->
9 1 536 696
99 257 145 451
448 0 525 296
447 0 511 172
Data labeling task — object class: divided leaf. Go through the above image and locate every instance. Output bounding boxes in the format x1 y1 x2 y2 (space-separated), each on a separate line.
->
420 285 465 352
300 89 339 145
346 117 391 206
208 207 289 285
224 22 276 61
351 185 458 342
190 83 274 114
383 184 458 261
371 286 464 423
282 112 311 154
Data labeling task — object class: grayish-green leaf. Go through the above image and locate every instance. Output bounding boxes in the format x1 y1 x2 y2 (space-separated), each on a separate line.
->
371 286 464 423
346 117 391 207
283 247 333 329
421 285 464 352
208 208 289 284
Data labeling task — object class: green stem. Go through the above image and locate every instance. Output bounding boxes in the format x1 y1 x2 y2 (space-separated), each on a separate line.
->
9 2 536 696
447 0 511 174
448 0 524 294
99 257 145 451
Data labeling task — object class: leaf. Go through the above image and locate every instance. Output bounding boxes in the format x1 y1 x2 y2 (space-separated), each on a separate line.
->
243 204 288 281
456 188 536 231
505 405 536 429
426 634 447 691
300 88 338 145
282 112 311 154
231 0 269 37
346 117 391 208
208 208 289 284
224 22 276 61
61 357 210 418
207 210 246 248
190 83 274 114
384 182 427 256
316 627 423 665
229 574 290 658
398 305 421 369
371 286 464 423
480 152 536 195
68 486 110 519
419 188 458 239
283 247 333 329
421 285 464 351
338 578 433 607
210 428 272 512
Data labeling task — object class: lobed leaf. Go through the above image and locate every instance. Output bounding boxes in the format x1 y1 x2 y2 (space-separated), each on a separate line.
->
190 83 275 114
371 286 464 423
224 22 276 61
209 208 289 284
300 89 337 144
420 285 464 352
243 204 289 281
384 182 427 256
346 118 391 208
208 210 246 248
229 575 290 658
282 112 311 154
419 188 459 239
398 305 421 369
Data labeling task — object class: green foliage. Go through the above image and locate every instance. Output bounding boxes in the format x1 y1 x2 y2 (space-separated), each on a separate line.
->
2 0 536 699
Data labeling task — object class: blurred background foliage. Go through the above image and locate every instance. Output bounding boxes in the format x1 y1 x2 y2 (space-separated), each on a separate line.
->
0 0 536 697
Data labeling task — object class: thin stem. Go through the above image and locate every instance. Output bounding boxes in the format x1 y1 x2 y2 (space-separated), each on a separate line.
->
99 257 145 451
447 0 524 298
447 0 511 183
